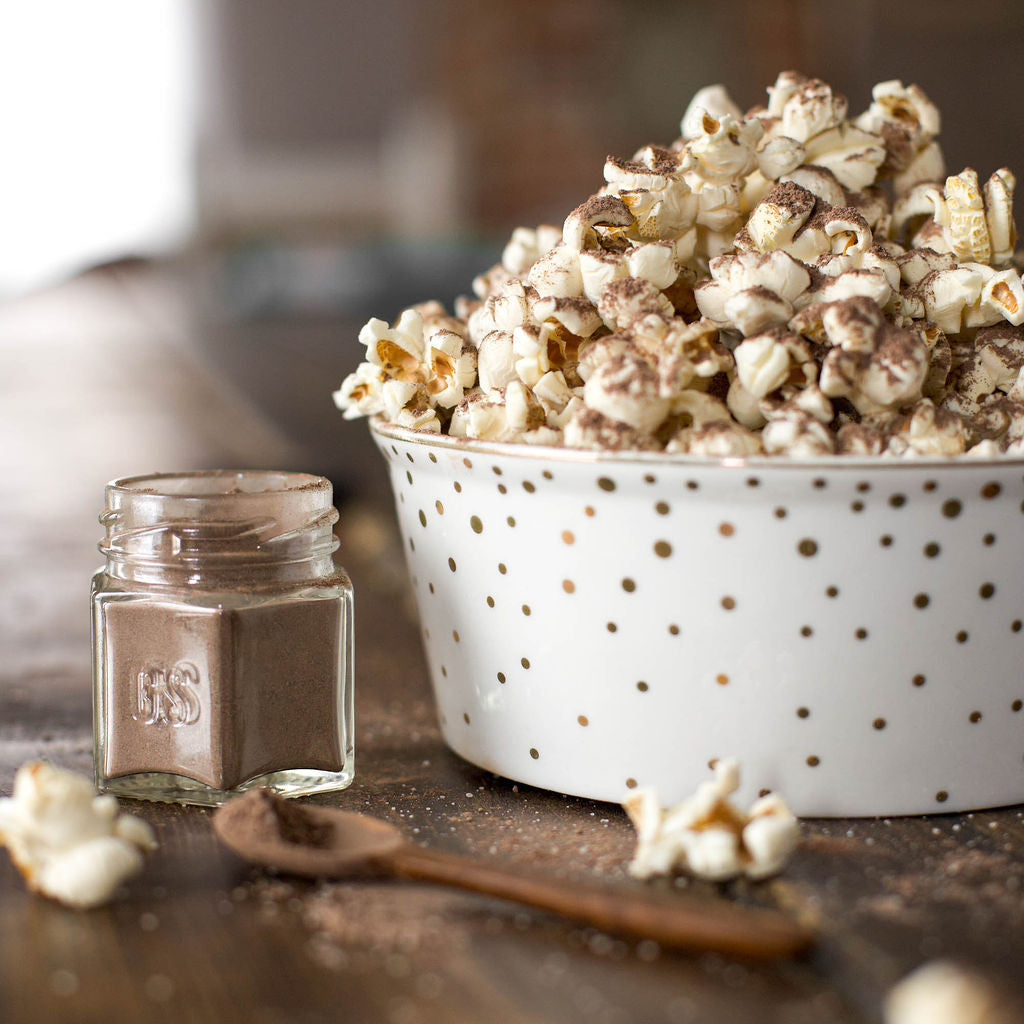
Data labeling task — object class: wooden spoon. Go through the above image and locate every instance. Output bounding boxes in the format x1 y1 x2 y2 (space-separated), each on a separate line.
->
213 790 812 960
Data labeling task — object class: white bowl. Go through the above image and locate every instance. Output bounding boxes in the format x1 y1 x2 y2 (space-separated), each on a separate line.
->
370 419 1024 816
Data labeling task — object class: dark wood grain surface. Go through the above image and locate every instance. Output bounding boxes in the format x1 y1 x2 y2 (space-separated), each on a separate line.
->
2 264 1023 1024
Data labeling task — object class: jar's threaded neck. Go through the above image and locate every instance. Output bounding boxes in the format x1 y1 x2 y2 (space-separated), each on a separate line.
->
99 471 341 584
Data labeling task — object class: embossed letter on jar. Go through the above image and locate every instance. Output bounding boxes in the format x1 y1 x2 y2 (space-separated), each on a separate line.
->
91 471 354 806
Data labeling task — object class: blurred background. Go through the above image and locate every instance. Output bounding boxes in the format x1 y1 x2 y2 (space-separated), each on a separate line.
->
3 0 1024 673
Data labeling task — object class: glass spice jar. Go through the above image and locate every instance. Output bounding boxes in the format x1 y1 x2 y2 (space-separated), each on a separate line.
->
91 471 354 806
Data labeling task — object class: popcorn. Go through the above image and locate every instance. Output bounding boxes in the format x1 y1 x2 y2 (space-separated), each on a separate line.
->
579 248 630 305
884 961 1019 1024
425 329 476 408
335 70 1024 461
817 297 930 414
622 759 798 881
895 169 1018 266
984 169 1017 265
471 262 513 301
597 277 674 331
884 399 967 457
805 266 894 309
943 168 996 264
532 294 601 338
501 224 561 276
582 351 669 433
781 165 847 208
527 244 584 299
762 408 835 456
666 391 763 455
917 264 988 334
625 241 680 290
742 181 816 252
896 246 957 286
856 80 944 197
802 122 887 192
333 362 385 420
450 387 557 444
0 762 156 910
943 324 1024 417
563 194 635 251
776 76 847 143
695 249 810 334
477 330 518 394
680 84 743 140
763 74 885 191
734 331 795 398
631 315 732 393
667 419 763 457
564 407 660 451
756 135 806 181
979 267 1024 326
604 148 698 242
685 111 762 185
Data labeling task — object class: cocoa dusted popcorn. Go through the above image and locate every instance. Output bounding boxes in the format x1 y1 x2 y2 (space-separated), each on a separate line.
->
335 71 1024 457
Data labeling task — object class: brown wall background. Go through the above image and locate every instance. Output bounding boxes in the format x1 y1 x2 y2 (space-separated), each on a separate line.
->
196 0 1024 239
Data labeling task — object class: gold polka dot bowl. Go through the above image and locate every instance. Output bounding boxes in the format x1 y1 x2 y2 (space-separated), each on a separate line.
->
370 419 1024 817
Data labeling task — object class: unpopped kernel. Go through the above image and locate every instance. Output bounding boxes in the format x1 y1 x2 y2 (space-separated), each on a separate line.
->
335 72 1024 458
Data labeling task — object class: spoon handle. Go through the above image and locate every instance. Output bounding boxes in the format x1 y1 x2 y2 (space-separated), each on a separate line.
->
387 844 812 959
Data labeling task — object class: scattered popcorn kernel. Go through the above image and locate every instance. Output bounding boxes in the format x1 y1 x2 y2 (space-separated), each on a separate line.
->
0 762 156 910
884 961 1020 1024
623 759 799 882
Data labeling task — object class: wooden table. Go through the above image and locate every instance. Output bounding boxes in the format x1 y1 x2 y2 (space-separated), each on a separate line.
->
3 264 1024 1023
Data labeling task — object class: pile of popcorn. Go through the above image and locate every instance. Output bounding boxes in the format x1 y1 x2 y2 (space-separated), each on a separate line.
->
335 72 1024 457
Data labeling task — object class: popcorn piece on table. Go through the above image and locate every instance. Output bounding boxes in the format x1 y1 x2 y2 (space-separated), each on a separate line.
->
623 759 798 881
0 761 156 910
884 960 1020 1024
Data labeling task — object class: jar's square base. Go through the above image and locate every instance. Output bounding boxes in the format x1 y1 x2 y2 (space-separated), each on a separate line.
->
97 765 356 807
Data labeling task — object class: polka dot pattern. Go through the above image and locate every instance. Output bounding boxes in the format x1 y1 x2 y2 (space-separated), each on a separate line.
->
372 423 1024 817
